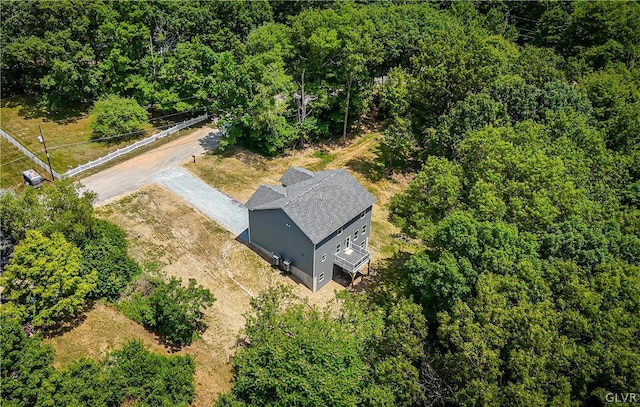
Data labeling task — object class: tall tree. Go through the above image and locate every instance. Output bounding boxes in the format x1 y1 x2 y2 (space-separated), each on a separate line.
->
0 231 97 328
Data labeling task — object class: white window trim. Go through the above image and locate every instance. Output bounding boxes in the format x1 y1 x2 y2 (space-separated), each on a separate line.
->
354 230 359 240
362 224 367 235
319 273 325 282
321 253 327 262
337 227 343 236
336 243 341 253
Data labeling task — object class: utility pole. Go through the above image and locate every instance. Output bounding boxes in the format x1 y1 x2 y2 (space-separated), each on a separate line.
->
37 125 55 181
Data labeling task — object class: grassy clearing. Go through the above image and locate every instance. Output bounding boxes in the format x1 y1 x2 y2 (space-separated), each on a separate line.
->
1 137 35 189
0 95 154 173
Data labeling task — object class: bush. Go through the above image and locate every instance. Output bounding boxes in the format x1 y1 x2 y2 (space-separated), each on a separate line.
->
89 95 148 142
119 277 215 348
0 315 195 407
81 220 141 301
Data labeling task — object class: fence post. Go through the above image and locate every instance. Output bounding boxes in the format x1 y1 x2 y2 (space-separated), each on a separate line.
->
57 113 209 178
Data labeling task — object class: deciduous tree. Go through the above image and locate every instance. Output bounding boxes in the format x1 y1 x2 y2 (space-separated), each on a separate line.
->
0 231 97 328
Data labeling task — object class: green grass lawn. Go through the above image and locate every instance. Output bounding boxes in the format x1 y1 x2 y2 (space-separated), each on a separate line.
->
0 95 154 175
0 137 35 189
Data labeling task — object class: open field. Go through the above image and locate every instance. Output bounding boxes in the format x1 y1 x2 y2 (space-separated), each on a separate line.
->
0 96 155 173
1 137 36 189
46 133 407 405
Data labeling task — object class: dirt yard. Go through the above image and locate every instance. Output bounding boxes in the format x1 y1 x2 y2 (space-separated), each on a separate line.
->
46 133 408 406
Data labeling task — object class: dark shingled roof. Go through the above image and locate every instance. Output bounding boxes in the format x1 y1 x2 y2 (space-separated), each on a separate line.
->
246 168 376 244
279 166 315 186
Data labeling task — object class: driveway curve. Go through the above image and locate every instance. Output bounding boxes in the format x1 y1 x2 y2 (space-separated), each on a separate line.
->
80 126 220 205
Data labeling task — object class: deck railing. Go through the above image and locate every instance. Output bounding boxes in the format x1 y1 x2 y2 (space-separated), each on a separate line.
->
334 244 370 275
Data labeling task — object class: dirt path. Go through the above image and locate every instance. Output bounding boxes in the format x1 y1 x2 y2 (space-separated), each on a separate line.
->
80 126 220 205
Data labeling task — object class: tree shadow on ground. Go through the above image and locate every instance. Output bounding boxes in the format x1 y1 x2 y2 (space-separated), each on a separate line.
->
1 96 90 124
198 130 222 153
345 155 389 183
41 308 89 338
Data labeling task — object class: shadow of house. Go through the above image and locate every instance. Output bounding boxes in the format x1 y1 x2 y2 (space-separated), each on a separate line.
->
245 166 376 292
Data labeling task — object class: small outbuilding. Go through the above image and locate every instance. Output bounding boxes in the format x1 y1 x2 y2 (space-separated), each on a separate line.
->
22 169 42 188
246 166 376 291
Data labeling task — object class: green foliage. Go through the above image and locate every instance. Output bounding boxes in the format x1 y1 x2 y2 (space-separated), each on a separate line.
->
119 277 215 348
81 219 141 300
390 156 464 239
105 340 195 406
0 230 97 328
0 181 139 326
0 315 54 406
0 316 196 407
0 179 96 248
219 286 428 407
89 95 148 142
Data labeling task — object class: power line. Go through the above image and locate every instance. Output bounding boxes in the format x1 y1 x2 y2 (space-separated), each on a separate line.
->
0 154 32 168
510 15 540 24
1 113 205 168
148 106 207 122
515 26 537 34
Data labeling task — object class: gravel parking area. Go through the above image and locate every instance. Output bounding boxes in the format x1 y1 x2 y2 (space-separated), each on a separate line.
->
153 167 249 237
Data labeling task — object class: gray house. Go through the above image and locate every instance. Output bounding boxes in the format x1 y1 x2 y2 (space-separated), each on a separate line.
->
246 166 376 292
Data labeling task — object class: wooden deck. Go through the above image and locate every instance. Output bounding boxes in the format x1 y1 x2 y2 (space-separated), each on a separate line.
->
334 245 370 275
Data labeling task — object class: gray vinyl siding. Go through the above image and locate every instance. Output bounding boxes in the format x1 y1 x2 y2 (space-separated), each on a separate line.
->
248 209 314 276
313 206 373 291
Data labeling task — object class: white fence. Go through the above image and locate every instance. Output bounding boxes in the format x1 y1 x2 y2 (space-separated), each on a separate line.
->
0 128 62 179
63 114 210 178
1 114 210 181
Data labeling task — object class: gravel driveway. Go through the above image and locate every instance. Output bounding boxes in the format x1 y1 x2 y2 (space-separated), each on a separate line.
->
81 126 220 205
153 167 249 238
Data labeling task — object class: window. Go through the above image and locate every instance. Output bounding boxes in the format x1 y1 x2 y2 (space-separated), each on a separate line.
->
354 230 359 240
337 227 343 236
360 241 365 249
361 211 365 219
321 253 327 262
345 236 350 248
336 243 341 253
362 224 367 235
319 273 325 282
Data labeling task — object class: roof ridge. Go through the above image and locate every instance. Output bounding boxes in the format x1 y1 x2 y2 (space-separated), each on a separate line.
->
283 169 343 207
263 184 286 195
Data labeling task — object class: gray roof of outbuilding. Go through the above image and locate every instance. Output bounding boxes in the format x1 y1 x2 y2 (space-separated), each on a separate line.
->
246 168 376 244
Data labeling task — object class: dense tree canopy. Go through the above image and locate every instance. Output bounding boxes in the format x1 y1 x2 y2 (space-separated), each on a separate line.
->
0 230 97 328
2 1 640 405
1 315 196 407
218 286 428 407
0 181 141 329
